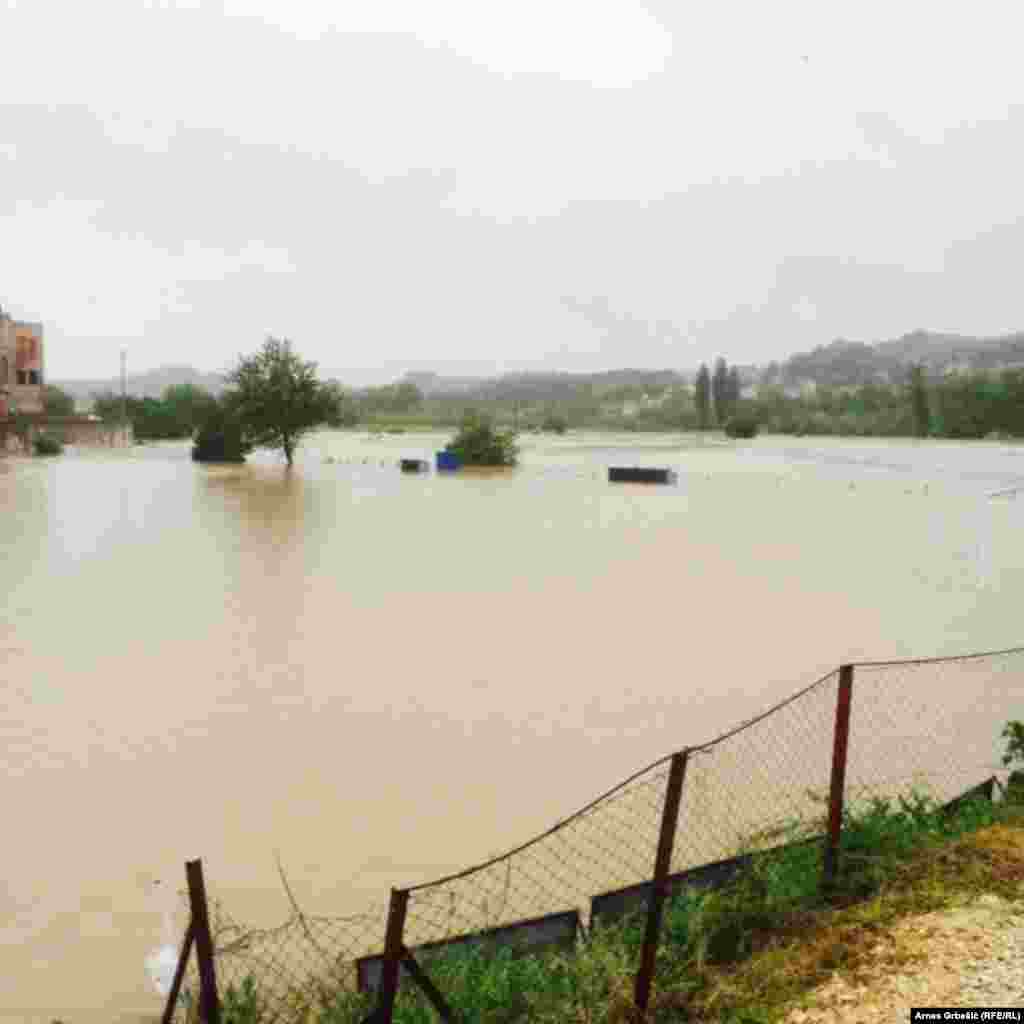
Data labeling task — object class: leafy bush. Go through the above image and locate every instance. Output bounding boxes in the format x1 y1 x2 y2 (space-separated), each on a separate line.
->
444 412 518 467
1003 721 1024 797
1003 721 1024 769
724 412 759 439
42 385 76 417
220 976 263 1023
191 402 253 463
33 433 63 456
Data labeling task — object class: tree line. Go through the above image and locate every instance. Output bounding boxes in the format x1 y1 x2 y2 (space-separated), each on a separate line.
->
39 349 1024 449
88 383 222 440
67 338 349 463
339 360 1024 440
750 365 1024 440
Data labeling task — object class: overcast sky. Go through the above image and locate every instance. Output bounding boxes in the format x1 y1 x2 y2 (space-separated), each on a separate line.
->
3 0 1023 385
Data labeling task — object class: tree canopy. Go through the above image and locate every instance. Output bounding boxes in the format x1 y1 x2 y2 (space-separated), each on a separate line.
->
162 382 219 437
91 386 217 440
224 336 341 465
42 385 75 417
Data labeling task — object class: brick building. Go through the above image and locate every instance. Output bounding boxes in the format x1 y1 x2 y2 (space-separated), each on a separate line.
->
0 305 45 416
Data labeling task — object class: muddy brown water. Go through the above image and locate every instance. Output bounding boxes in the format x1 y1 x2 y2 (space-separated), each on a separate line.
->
2 431 1022 1022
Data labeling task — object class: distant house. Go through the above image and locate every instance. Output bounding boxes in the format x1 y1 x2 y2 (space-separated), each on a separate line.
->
0 305 45 416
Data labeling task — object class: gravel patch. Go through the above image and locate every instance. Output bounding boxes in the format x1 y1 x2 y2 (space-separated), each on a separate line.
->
784 893 1024 1023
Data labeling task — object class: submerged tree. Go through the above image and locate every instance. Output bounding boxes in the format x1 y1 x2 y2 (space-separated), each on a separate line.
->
224 337 341 465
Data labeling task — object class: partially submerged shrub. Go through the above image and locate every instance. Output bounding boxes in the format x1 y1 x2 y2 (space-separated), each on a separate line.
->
33 433 63 456
191 403 253 463
445 412 518 467
724 412 759 439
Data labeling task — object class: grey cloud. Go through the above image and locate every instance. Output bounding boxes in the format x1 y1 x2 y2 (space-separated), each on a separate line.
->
3 5 1023 380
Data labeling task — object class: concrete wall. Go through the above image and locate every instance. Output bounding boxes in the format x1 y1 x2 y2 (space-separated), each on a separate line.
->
58 419 133 448
1 416 133 452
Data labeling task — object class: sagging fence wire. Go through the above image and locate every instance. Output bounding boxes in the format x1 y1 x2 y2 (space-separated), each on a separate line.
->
165 644 1024 1023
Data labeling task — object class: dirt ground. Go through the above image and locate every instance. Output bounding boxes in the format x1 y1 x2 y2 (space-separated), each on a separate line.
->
783 826 1024 1022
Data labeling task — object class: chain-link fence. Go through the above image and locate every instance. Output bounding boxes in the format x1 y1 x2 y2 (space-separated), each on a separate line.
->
164 645 1023 1023
676 669 840 873
844 648 1022 812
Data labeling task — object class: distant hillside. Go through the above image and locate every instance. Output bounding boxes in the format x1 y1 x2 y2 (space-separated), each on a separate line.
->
873 329 1024 370
399 371 491 397
760 340 904 389
764 330 1024 390
49 328 1024 409
52 365 228 401
400 368 688 402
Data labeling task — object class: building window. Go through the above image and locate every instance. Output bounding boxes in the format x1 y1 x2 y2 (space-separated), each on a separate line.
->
0 356 7 385
17 370 27 385
28 370 40 385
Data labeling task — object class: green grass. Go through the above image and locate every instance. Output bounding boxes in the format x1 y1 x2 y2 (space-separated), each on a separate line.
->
182 787 1019 1024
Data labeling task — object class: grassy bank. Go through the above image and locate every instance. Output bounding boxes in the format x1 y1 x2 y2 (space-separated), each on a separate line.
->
193 785 1022 1024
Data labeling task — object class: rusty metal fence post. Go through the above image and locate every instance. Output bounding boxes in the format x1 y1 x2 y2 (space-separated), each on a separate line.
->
369 887 410 1024
397 947 458 1022
822 664 854 894
634 749 689 1016
160 920 195 1024
186 859 221 1024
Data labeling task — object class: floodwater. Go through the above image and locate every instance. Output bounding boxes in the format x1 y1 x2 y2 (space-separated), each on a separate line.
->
2 431 1022 1022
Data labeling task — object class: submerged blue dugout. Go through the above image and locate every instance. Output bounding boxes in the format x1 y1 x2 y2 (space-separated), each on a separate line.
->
436 450 461 472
